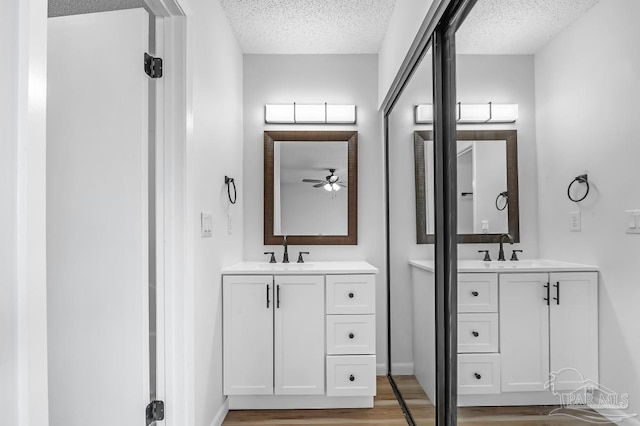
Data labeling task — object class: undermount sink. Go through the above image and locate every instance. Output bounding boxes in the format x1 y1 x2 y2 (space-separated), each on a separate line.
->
254 262 315 271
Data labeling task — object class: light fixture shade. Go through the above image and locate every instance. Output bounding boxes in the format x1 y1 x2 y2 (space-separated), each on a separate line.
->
332 183 341 191
488 103 518 123
324 183 332 191
415 104 434 124
458 103 491 123
326 104 356 123
265 104 294 123
295 104 326 123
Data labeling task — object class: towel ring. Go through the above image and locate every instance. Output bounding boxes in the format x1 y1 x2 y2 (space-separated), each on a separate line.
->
225 176 237 204
495 191 508 211
567 174 589 202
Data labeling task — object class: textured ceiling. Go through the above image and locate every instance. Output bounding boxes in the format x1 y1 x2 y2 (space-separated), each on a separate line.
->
49 0 147 17
456 0 601 54
219 0 397 54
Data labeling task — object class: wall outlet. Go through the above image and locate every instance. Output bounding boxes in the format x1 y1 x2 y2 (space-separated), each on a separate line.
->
201 212 212 237
481 220 489 234
569 211 581 232
625 210 640 234
227 211 233 234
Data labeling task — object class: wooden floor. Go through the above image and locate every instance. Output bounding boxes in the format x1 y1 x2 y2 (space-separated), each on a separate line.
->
393 375 614 425
223 376 614 425
222 376 407 425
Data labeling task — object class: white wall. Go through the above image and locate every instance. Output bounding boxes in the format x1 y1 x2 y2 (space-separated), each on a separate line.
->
388 53 538 370
535 0 640 418
377 0 435 108
0 3 20 423
179 0 244 424
280 183 348 236
242 54 387 370
0 0 49 425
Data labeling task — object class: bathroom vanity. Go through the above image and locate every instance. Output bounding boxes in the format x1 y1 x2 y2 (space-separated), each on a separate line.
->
410 259 598 406
221 261 378 409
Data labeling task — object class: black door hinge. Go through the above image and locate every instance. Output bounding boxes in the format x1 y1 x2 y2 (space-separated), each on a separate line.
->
144 53 163 78
146 400 165 425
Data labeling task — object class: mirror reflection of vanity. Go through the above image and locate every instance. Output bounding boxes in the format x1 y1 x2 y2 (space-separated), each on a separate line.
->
414 130 520 243
264 131 358 245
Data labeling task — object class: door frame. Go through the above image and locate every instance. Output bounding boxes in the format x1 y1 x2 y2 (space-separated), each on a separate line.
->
145 0 190 424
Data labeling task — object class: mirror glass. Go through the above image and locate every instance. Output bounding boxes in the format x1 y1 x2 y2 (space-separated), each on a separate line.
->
274 141 348 236
415 130 519 243
264 131 357 245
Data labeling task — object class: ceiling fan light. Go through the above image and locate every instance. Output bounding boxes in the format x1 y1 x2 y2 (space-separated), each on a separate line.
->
324 183 333 191
332 183 341 191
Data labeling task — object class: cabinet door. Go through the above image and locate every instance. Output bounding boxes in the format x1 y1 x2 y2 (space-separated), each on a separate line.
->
274 275 325 395
549 272 598 391
223 275 274 395
500 273 550 392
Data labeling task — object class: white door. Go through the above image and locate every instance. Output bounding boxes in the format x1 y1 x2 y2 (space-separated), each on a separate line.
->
223 275 274 395
549 272 599 391
47 9 151 426
274 275 325 395
499 273 550 392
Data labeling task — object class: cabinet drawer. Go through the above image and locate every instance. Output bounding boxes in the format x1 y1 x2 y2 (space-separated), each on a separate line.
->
327 315 375 355
326 355 376 396
326 275 375 315
458 273 498 313
458 313 499 353
458 354 501 395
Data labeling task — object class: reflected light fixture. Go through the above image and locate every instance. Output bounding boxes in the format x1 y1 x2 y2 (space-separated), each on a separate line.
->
265 103 356 124
414 102 518 124
324 183 341 192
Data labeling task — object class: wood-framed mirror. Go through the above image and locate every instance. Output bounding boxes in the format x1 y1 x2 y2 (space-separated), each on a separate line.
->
264 130 358 245
414 130 520 244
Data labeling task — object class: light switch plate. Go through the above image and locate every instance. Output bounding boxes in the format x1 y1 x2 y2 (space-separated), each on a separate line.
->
227 211 233 234
569 211 581 232
625 210 640 234
201 212 212 237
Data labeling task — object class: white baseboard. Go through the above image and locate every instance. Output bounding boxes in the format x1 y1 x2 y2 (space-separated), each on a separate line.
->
390 362 414 375
210 397 229 426
376 362 387 376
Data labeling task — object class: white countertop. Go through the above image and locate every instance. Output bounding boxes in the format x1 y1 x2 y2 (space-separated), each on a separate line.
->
409 259 598 273
222 261 379 275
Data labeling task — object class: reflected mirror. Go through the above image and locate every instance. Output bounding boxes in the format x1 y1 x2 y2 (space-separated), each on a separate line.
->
264 131 357 245
414 130 519 243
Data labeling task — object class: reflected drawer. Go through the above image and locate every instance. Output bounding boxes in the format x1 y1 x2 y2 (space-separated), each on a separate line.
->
326 275 375 315
326 355 376 396
458 353 501 395
458 313 499 353
458 273 498 313
327 315 376 355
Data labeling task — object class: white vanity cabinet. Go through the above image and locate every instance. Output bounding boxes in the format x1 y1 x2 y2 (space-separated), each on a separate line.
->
409 259 599 407
222 261 378 410
223 275 324 396
500 272 598 393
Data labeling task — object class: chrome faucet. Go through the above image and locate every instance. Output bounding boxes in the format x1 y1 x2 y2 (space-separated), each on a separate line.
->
282 235 289 263
498 233 514 261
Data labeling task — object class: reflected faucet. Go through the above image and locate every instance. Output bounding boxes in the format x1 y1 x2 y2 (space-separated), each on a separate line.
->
498 233 514 261
282 235 289 263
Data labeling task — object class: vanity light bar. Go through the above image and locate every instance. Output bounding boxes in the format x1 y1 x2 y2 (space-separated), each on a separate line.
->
414 103 518 124
265 103 356 124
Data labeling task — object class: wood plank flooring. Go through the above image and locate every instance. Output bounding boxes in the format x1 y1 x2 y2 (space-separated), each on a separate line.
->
222 376 407 425
393 375 615 425
223 375 614 425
